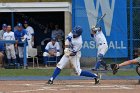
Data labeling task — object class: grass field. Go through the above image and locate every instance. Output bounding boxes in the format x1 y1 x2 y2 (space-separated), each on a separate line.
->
0 68 138 77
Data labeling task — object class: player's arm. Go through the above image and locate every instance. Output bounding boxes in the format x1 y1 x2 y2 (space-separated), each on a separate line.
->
64 36 72 56
21 30 27 41
45 43 50 53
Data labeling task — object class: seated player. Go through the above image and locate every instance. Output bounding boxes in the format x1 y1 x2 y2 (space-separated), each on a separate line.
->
0 43 5 67
43 38 60 67
111 50 140 75
47 26 100 85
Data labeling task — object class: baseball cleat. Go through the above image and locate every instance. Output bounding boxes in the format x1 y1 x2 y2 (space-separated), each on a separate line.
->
47 80 53 85
94 74 101 85
91 68 97 71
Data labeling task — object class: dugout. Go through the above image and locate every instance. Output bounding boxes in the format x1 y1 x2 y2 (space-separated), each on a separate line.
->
0 2 72 44
0 2 72 65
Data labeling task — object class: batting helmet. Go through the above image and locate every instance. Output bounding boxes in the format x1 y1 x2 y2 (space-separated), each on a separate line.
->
72 26 83 38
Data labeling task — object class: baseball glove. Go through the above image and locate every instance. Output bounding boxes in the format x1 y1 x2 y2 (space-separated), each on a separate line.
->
136 64 140 76
110 64 119 75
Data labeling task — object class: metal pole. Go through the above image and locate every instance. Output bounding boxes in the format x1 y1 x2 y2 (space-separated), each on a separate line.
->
72 0 75 28
11 12 14 32
130 0 133 67
23 40 27 69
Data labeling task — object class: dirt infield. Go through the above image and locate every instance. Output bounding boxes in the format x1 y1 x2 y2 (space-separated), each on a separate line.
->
0 80 140 93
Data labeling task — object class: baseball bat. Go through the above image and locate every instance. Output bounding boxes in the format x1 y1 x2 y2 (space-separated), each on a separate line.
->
95 13 106 27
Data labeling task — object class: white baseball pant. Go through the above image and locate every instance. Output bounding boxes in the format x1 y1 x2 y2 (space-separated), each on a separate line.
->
5 44 16 59
18 46 28 58
97 43 108 56
57 51 82 76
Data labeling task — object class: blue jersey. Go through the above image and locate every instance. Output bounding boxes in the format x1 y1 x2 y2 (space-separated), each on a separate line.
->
14 29 28 46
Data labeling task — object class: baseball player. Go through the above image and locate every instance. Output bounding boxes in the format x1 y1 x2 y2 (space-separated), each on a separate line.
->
91 26 108 71
24 21 34 49
14 23 28 66
111 55 140 75
0 24 7 40
3 25 17 65
47 26 100 85
43 38 60 67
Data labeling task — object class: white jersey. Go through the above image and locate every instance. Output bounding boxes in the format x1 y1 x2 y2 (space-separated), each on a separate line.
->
3 31 15 46
26 26 34 40
67 32 83 52
93 30 107 46
3 31 15 41
45 42 60 51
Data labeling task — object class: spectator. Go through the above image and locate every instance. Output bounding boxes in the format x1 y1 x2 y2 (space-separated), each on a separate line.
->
14 23 28 66
0 24 7 40
3 25 17 65
24 21 34 49
0 43 4 67
43 38 60 67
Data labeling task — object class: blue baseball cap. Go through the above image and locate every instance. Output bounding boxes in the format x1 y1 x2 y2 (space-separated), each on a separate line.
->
17 23 22 27
2 24 7 27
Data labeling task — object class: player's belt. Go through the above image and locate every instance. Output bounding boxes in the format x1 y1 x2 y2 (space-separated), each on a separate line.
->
28 39 30 40
99 43 106 46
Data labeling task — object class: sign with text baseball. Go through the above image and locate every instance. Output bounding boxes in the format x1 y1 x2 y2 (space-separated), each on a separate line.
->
72 0 128 58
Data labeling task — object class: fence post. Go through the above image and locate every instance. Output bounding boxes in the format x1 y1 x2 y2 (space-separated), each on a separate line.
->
72 0 75 28
130 0 133 68
11 12 14 32
23 40 27 69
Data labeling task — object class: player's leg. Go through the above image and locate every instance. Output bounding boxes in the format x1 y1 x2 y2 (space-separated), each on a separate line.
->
0 52 4 67
18 46 24 66
93 44 108 70
47 55 69 84
43 52 50 67
10 45 17 64
6 46 11 65
111 58 139 75
70 54 100 84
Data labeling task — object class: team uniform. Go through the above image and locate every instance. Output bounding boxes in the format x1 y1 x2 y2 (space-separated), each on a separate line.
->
3 31 17 64
43 39 60 65
26 26 34 49
47 26 100 85
0 24 7 40
91 27 108 70
14 23 28 66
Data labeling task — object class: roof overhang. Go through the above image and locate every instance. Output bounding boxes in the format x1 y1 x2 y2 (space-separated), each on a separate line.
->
0 2 72 12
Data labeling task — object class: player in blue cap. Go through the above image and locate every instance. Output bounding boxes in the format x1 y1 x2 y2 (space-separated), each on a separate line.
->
0 24 7 40
14 23 28 66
